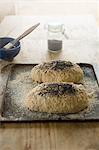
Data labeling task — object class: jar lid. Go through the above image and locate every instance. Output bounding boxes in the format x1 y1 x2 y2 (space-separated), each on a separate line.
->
48 23 64 32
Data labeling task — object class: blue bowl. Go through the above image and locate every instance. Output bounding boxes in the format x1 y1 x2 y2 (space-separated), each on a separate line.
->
0 37 21 61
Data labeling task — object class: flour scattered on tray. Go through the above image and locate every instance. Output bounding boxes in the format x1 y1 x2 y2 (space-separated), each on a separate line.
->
3 65 99 120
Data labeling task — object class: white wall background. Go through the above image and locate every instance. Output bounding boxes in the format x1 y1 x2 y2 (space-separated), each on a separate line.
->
0 0 98 22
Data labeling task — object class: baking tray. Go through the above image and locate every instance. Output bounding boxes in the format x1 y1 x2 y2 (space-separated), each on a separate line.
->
0 63 99 122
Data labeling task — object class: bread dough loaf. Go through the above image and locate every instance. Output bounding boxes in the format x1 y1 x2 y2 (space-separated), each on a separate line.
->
31 60 83 83
25 83 88 114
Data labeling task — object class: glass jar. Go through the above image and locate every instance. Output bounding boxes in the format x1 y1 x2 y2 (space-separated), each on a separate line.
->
47 23 64 53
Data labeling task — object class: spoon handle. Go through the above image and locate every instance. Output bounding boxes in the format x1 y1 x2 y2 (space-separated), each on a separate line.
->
4 23 40 49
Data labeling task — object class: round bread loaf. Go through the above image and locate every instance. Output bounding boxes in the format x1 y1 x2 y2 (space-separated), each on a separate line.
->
25 83 89 114
31 60 84 83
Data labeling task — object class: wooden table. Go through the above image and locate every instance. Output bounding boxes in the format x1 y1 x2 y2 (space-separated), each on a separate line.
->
0 15 99 150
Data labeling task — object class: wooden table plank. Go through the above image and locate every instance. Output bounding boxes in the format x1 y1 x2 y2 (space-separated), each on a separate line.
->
0 15 99 150
0 15 98 65
0 123 99 150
